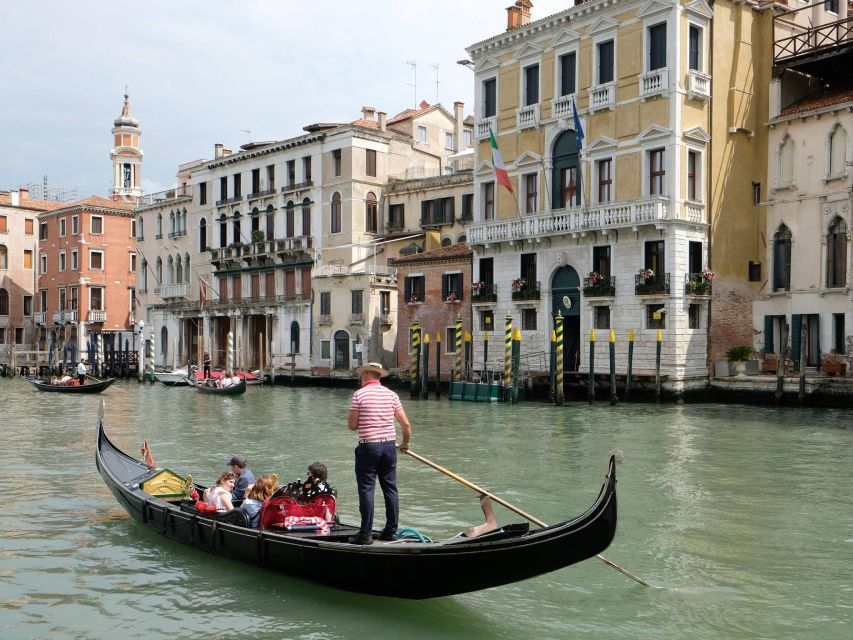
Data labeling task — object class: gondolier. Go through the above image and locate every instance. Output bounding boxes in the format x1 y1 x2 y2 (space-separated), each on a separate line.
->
347 362 411 545
77 360 87 385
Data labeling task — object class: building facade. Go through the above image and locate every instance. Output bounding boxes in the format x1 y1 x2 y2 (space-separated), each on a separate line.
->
464 0 770 384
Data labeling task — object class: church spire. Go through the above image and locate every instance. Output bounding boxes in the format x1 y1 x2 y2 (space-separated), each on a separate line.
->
110 90 143 202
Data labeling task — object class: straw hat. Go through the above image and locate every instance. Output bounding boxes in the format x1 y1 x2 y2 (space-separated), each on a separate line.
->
354 361 389 377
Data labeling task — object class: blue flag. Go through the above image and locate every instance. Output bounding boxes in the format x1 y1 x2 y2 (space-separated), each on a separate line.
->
572 97 584 149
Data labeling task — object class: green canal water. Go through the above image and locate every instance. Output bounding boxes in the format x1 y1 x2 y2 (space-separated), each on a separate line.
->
0 379 851 639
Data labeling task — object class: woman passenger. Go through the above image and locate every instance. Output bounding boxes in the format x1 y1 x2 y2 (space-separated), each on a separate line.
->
240 474 279 528
203 471 236 512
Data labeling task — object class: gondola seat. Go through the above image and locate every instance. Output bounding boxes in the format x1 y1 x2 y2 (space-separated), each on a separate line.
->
259 493 336 530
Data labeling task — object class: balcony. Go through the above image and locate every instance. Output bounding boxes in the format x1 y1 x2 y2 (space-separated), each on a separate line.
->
88 310 106 323
216 195 243 207
52 312 63 324
318 314 332 326
583 275 616 297
635 272 670 296
137 184 192 207
35 312 46 325
687 71 711 100
774 6 853 65
589 83 615 112
241 240 277 265
65 310 78 323
386 220 405 234
167 229 187 239
517 104 540 130
247 188 276 201
476 116 497 140
281 180 313 195
161 283 188 299
472 283 497 303
207 294 308 311
275 236 313 259
420 213 455 228
639 68 669 100
379 313 393 326
552 94 575 119
348 313 365 326
467 197 669 246
685 273 713 297
511 280 540 302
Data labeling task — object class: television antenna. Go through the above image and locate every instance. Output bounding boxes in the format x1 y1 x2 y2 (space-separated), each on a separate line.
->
406 60 417 108
430 63 440 103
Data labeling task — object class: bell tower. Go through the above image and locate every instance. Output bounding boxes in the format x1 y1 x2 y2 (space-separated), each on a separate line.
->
110 91 143 201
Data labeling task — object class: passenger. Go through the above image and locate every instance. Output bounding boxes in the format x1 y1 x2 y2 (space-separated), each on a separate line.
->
220 376 233 388
240 474 279 528
203 471 236 512
228 454 256 503
285 462 335 502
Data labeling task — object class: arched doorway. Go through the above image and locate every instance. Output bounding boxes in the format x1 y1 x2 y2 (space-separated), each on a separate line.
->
551 265 580 371
160 326 169 366
333 330 350 370
551 130 581 209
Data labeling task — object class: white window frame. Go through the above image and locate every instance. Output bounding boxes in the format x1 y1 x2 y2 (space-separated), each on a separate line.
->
71 215 79 235
130 252 137 272
417 125 428 144
40 254 47 274
686 147 703 202
554 48 579 100
89 249 104 270
644 146 668 197
445 132 455 150
644 20 669 73
520 61 541 107
595 157 614 204
688 22 705 73
23 249 33 270
59 218 66 237
59 250 66 272
775 134 796 189
479 75 498 119
522 172 539 214
593 36 617 87
89 286 104 311
71 249 78 271
826 124 849 181
90 215 104 235
130 219 136 238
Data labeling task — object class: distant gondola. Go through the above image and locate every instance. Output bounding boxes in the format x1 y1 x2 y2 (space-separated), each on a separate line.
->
192 377 246 395
28 377 116 393
95 419 618 599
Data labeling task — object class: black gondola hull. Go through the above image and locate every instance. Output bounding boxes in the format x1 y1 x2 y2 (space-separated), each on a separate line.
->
29 377 116 393
96 422 617 599
192 378 246 395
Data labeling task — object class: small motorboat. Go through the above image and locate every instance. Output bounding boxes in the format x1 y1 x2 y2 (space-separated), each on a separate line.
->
153 366 197 386
28 376 116 393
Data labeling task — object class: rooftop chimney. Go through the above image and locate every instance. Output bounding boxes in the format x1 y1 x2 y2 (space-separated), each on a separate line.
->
453 101 464 153
378 111 387 131
215 143 224 159
362 106 377 121
506 0 533 31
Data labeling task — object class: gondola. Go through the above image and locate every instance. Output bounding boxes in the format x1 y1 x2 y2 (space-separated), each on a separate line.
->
28 376 116 393
95 418 618 599
192 377 247 395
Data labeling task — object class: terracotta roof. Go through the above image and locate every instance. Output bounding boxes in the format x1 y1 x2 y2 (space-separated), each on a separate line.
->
387 108 421 124
350 118 379 129
0 193 65 211
391 243 472 264
780 84 853 117
60 195 136 211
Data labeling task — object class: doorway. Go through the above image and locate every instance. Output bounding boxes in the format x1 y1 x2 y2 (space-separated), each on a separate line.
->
334 330 350 370
551 265 581 371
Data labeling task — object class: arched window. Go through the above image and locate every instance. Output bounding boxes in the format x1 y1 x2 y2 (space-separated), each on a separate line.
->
140 259 148 292
286 201 295 238
0 288 8 315
156 213 163 237
166 255 175 285
0 245 7 270
251 207 261 235
773 224 792 292
199 218 207 252
552 130 581 208
331 192 342 233
138 217 144 239
182 208 188 234
365 192 378 233
827 217 848 288
219 214 228 248
301 198 311 237
169 210 175 234
155 257 163 284
266 205 275 240
160 326 168 357
233 212 242 244
779 136 795 186
457 234 467 244
185 253 191 283
441 236 452 247
175 254 183 284
290 320 300 354
829 125 848 177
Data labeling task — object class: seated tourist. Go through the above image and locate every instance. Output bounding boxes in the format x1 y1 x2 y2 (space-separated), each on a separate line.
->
285 462 335 503
240 474 279 528
259 463 337 529
203 471 236 512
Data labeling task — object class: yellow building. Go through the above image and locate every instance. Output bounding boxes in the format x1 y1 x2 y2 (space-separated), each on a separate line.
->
465 0 770 385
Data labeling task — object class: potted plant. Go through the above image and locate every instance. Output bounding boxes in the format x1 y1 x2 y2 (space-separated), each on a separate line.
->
821 351 847 376
725 345 754 376
251 229 266 244
762 352 779 375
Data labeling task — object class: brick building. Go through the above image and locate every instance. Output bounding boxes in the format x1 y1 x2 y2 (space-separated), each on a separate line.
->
390 244 472 377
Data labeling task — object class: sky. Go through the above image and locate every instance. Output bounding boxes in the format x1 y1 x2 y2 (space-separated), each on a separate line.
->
1 0 571 200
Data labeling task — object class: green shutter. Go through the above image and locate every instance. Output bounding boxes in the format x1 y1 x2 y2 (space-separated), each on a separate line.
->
791 314 802 371
764 315 774 354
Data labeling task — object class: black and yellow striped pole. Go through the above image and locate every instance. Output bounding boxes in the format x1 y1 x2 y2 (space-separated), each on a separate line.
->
655 328 662 404
454 314 463 382
511 328 522 404
549 329 556 402
435 332 442 398
588 329 596 405
421 333 430 400
410 320 420 399
609 329 617 406
625 329 635 402
555 311 564 405
483 331 490 381
504 312 513 402
464 331 472 381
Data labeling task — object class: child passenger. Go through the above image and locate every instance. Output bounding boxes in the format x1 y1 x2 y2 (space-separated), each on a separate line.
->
240 474 279 528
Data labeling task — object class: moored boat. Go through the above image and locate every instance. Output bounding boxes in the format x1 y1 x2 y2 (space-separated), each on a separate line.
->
153 366 196 386
28 377 116 393
192 377 247 395
95 418 618 599
193 370 260 385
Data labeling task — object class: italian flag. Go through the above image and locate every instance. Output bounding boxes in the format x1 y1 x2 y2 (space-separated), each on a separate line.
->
489 128 513 193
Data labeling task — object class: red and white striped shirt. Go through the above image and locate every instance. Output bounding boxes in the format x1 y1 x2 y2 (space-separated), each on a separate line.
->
350 379 402 441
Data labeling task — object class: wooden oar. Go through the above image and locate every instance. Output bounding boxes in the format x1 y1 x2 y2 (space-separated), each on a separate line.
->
403 448 660 589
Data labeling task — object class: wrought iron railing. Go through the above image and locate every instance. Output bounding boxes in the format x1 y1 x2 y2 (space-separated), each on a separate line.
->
511 280 540 301
634 272 670 296
472 283 497 303
583 275 616 297
685 273 713 296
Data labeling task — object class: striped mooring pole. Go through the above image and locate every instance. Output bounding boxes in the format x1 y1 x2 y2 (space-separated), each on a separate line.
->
511 327 522 404
96 333 104 377
625 329 635 401
410 320 420 399
588 329 596 405
435 332 442 398
464 331 472 381
555 310 564 405
504 312 513 402
421 333 430 400
655 329 662 404
226 331 235 376
146 335 155 383
609 329 617 406
483 331 490 381
454 315 463 382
